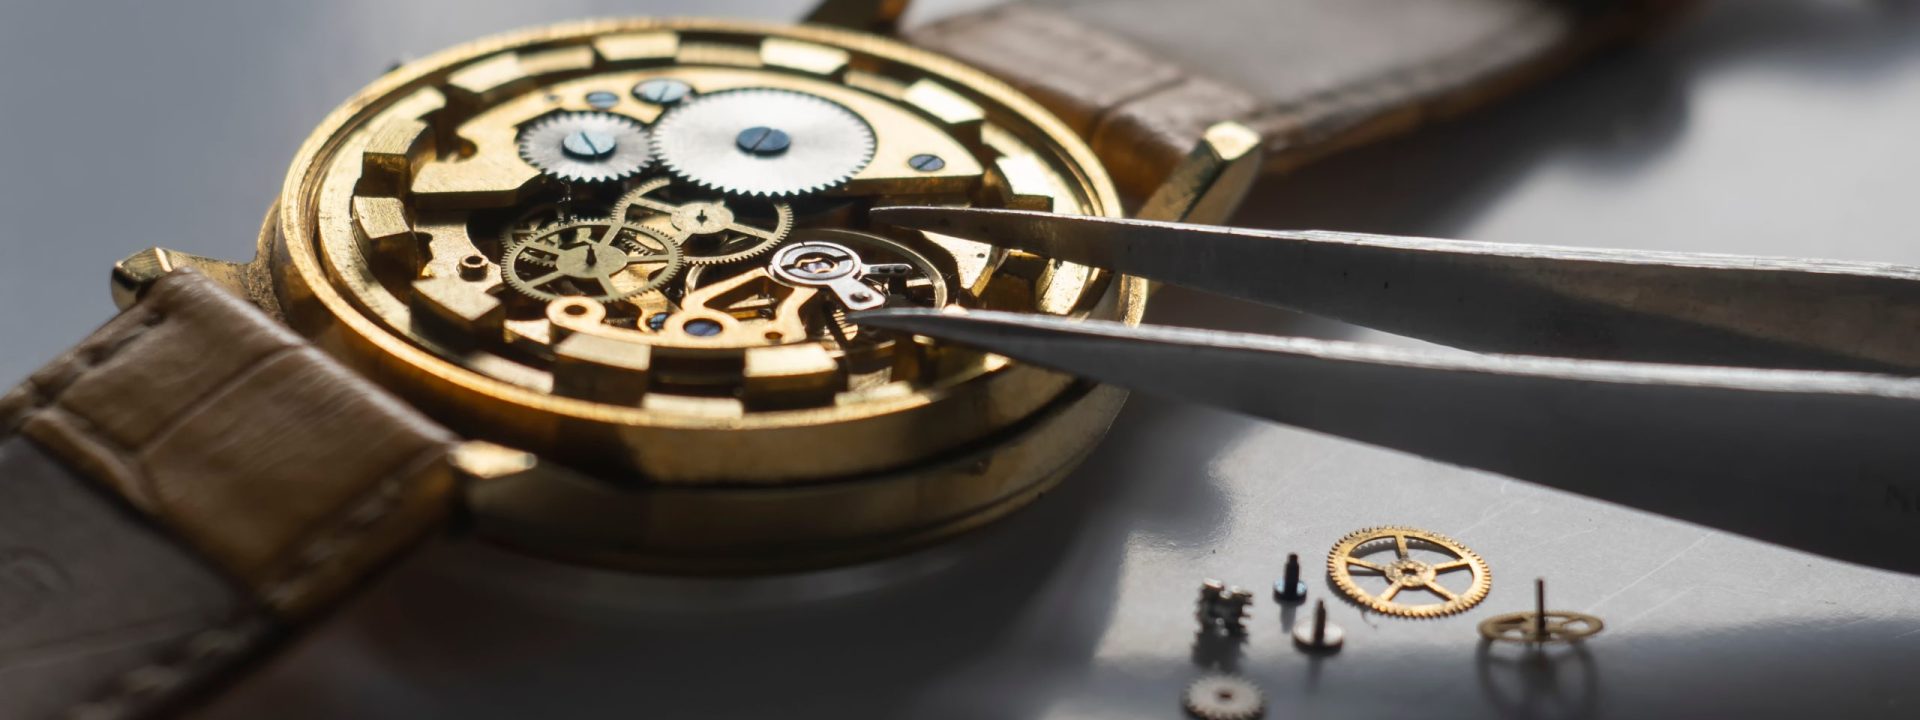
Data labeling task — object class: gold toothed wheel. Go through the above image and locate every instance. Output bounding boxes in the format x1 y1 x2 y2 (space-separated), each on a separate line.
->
1479 611 1604 644
1327 526 1490 618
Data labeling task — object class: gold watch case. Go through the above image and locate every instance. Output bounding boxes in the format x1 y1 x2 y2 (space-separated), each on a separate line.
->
115 16 1259 572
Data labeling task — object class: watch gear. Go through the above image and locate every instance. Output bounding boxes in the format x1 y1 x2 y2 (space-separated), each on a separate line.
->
517 111 653 183
497 203 569 259
1182 675 1264 720
1479 611 1605 644
612 178 792 265
501 218 683 302
651 88 875 197
1327 526 1491 618
1194 579 1254 636
1478 578 1603 644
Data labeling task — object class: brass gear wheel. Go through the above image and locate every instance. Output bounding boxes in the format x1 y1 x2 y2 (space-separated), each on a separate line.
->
497 203 569 265
1479 610 1604 644
611 178 791 266
501 218 683 302
1327 526 1491 618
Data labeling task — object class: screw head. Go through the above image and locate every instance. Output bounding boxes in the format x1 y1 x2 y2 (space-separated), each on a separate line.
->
736 126 792 156
633 78 691 105
561 129 617 159
585 90 620 110
685 319 723 337
908 153 946 172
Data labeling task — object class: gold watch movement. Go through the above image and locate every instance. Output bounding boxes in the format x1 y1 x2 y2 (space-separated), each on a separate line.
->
118 17 1256 572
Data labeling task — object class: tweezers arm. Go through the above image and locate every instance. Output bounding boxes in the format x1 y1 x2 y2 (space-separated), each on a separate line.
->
875 208 1920 373
1232 230 1920 374
867 311 1920 574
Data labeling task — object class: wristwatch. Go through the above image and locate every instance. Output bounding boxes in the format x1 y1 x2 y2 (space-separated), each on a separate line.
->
0 0 1691 717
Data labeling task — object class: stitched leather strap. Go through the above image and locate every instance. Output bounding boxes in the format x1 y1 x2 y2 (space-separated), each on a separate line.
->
0 270 458 719
910 0 1696 199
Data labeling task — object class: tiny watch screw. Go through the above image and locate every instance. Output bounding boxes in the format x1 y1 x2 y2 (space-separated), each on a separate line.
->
908 153 946 172
1273 553 1307 603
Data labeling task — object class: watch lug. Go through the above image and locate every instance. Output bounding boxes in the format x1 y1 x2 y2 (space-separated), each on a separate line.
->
111 247 259 311
803 0 910 34
1135 122 1264 224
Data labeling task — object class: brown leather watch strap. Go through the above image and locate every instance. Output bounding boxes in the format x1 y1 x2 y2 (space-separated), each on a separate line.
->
0 270 458 719
910 0 1696 199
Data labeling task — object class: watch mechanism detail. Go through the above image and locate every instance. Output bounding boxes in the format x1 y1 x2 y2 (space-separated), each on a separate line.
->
501 219 683 302
650 88 877 197
611 179 792 266
276 19 1142 570
1327 526 1491 618
517 111 653 183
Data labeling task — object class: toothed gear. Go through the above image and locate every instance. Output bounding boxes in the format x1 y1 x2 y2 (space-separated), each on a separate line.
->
651 88 874 197
612 178 792 265
497 203 569 265
1327 525 1491 618
1183 675 1264 720
501 218 682 302
517 112 652 184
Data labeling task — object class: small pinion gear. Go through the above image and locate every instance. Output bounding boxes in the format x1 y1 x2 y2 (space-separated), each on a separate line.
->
517 111 652 183
500 218 683 302
1327 525 1491 618
650 88 875 198
1182 675 1264 720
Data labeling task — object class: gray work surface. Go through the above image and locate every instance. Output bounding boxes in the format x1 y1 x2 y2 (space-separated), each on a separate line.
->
4 1 1919 718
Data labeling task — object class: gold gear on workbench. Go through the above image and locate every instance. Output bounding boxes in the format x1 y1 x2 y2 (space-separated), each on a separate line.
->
1327 526 1492 618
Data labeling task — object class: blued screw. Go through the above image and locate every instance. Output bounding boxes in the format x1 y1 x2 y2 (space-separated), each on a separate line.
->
632 78 691 105
908 153 945 172
1274 553 1307 603
585 90 620 109
736 126 791 156
561 129 617 159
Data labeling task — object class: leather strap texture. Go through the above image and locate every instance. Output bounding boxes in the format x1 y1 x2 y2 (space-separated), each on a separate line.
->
0 269 458 719
910 0 1697 199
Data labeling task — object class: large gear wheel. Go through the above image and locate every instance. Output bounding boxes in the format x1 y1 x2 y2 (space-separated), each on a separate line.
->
501 218 682 302
1327 526 1491 618
517 111 652 184
611 178 791 265
1182 675 1264 720
650 88 875 197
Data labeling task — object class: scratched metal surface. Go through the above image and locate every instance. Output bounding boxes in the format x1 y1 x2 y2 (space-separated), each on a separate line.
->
3 1 1919 718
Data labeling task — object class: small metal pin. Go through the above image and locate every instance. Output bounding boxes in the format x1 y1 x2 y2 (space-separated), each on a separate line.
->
736 126 792 156
1274 553 1307 603
908 153 946 172
1535 578 1548 641
633 78 692 105
1291 600 1344 652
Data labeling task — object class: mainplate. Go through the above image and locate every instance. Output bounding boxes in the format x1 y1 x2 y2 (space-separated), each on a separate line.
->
274 18 1143 569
